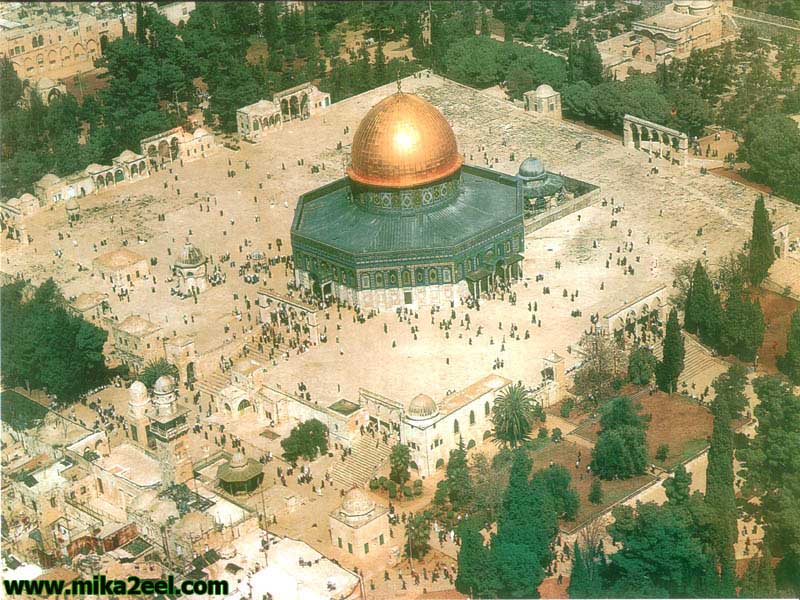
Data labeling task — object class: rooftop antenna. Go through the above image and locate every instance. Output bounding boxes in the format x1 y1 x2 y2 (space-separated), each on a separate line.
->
396 70 402 94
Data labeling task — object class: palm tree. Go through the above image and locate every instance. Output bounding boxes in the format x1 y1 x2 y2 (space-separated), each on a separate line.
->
140 358 179 389
491 383 536 448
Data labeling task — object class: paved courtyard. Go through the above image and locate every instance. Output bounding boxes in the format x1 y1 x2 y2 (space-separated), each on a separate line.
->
5 72 799 412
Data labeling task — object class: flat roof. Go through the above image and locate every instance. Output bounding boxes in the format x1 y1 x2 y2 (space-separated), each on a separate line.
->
95 443 161 488
636 10 706 31
439 373 512 415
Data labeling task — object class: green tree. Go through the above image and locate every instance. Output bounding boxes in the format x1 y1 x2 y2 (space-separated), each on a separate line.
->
663 463 693 506
404 512 431 562
455 518 487 596
280 418 328 463
740 376 800 593
721 286 765 362
140 358 180 389
438 443 474 510
628 347 657 385
739 544 777 598
684 261 724 348
604 502 717 597
491 382 536 448
739 112 800 204
533 464 578 520
706 367 740 596
589 478 603 505
748 195 776 285
0 279 111 404
569 39 604 85
389 443 411 484
591 397 649 480
656 308 686 394
778 307 800 384
0 57 22 113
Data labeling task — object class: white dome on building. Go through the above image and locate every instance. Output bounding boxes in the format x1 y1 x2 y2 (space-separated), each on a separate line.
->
129 381 149 406
153 375 176 396
535 84 555 97
340 487 375 518
65 197 80 211
407 393 438 420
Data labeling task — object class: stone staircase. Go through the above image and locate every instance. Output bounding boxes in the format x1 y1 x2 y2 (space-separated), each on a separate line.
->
196 371 229 399
679 336 721 383
332 434 393 490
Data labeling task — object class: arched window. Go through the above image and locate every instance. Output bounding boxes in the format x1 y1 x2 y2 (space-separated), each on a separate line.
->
361 274 370 289
484 401 490 416
375 272 384 287
469 410 475 425
402 270 411 286
453 419 459 434
429 268 437 283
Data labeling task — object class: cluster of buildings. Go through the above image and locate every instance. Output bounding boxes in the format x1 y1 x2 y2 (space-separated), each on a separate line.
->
0 125 218 244
598 0 736 79
0 2 196 84
1 377 363 599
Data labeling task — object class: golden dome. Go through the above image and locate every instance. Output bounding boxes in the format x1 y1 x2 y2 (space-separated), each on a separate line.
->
348 92 463 189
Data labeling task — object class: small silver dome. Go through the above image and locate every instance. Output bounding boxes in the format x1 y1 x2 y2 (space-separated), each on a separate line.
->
153 375 176 395
518 157 546 179
407 393 438 420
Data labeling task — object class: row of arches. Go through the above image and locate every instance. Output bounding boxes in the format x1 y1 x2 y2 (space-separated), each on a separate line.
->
93 161 148 190
278 92 310 121
251 113 282 131
146 137 180 164
15 41 99 75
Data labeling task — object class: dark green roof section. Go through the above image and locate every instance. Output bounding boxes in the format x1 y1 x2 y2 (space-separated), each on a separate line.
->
292 165 523 257
328 399 360 416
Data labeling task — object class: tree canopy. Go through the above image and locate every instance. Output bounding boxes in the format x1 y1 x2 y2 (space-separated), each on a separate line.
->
1 279 112 404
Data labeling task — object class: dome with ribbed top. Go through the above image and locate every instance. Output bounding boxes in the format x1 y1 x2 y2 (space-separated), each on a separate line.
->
347 91 463 189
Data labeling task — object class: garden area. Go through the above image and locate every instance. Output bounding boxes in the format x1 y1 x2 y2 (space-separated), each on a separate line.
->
574 392 713 470
529 439 655 528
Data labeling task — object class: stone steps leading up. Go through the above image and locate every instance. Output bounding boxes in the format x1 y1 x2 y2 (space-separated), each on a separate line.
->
196 371 229 398
332 434 392 490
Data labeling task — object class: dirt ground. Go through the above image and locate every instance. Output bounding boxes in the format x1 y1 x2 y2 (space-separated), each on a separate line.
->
638 393 712 468
753 287 798 374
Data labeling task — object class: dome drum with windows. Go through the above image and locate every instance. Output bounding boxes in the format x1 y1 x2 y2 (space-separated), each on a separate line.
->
290 83 528 310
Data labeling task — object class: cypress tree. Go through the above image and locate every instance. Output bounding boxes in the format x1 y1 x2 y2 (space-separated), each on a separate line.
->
135 2 147 44
748 194 775 286
656 308 685 393
721 286 765 362
684 261 724 348
455 518 487 597
588 478 603 505
705 367 739 597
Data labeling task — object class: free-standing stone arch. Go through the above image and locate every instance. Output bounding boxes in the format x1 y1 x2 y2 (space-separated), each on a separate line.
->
623 114 689 166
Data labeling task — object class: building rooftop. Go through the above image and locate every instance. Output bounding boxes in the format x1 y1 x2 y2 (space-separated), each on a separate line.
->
439 373 512 416
95 442 161 488
205 531 359 600
93 247 146 270
636 10 706 30
70 291 107 312
115 314 160 337
293 166 520 259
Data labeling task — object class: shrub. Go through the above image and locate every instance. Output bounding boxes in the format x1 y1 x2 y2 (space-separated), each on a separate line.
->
656 444 669 462
538 427 549 439
403 486 413 498
369 479 379 491
560 398 574 419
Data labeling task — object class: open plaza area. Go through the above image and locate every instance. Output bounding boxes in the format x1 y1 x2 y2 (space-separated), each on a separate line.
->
5 73 800 409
